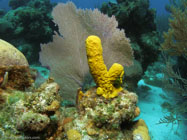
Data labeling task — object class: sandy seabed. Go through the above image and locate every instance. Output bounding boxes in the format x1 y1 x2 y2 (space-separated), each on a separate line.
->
136 80 186 140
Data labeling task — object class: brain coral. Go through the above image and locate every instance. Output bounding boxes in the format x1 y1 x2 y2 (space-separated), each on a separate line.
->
0 39 28 66
0 39 32 90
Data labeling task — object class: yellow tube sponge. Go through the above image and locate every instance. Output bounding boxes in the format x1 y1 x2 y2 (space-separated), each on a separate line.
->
85 35 124 99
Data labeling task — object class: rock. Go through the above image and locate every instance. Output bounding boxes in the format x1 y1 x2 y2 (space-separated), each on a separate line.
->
67 129 82 140
78 87 138 129
16 111 50 132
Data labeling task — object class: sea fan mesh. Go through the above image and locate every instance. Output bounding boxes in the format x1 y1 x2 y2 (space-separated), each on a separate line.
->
40 2 133 102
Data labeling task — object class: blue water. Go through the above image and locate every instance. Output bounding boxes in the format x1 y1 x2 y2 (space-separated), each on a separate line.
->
0 0 170 15
51 0 110 9
149 0 169 15
0 0 10 11
52 0 170 15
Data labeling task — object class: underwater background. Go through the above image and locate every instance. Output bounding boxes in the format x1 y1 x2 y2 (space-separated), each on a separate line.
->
0 0 187 140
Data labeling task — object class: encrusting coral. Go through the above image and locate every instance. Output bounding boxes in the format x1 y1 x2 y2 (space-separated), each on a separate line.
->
66 129 82 140
78 87 138 128
0 78 62 139
0 39 60 137
57 36 151 139
61 85 150 140
86 35 124 99
16 111 50 132
0 36 150 140
23 78 61 113
133 119 151 140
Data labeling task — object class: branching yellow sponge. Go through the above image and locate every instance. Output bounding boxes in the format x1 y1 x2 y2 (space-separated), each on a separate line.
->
85 35 124 99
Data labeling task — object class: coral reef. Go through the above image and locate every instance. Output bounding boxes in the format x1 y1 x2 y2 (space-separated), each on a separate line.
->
67 129 82 140
0 9 5 16
40 2 133 102
52 35 150 139
0 40 62 139
101 0 156 37
0 0 56 63
0 78 61 139
9 0 30 9
24 78 60 113
0 32 150 140
160 0 187 121
0 35 150 140
0 18 12 34
78 87 138 128
58 86 149 140
0 2 152 139
0 39 28 66
16 111 50 132
0 39 33 90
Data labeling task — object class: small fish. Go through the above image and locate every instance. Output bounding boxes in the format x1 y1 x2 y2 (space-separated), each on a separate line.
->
0 71 8 88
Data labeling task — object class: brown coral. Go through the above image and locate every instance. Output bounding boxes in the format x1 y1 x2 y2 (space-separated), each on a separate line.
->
46 100 60 112
161 1 187 56
0 39 33 90
16 111 50 132
78 87 138 128
134 107 140 117
67 129 82 140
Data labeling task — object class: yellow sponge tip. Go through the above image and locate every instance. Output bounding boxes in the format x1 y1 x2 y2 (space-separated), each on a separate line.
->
86 35 101 43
